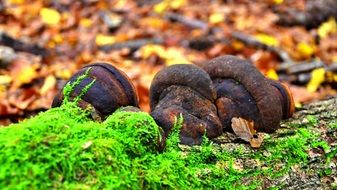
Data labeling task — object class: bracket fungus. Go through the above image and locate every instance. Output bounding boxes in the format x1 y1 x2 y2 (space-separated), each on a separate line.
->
203 55 295 133
150 64 222 145
52 62 139 120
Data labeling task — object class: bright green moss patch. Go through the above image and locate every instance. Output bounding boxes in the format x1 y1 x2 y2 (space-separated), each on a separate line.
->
0 104 331 189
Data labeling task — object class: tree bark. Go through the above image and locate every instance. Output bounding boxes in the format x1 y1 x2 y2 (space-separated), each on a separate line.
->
211 97 337 189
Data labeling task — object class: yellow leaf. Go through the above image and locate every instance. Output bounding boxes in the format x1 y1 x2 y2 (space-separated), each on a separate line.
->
55 69 72 79
80 18 93 28
296 42 315 58
40 8 61 26
295 102 302 108
6 0 24 5
40 75 56 95
115 0 127 9
141 17 165 29
165 48 190 65
95 34 116 46
53 34 63 44
154 1 168 14
266 69 279 80
16 65 38 86
255 33 279 47
273 0 283 4
209 13 224 24
154 0 186 14
140 44 166 58
318 17 337 39
170 0 186 9
307 68 325 92
0 75 12 85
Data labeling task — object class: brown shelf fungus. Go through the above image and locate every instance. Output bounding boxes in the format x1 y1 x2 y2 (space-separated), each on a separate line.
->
52 62 139 120
150 64 222 145
203 55 295 133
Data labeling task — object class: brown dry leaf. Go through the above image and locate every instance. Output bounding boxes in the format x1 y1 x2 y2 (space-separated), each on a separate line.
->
231 117 264 148
250 133 264 148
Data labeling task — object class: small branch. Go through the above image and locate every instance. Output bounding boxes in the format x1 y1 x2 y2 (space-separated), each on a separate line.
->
165 12 209 30
99 37 164 52
231 31 293 63
277 59 325 74
0 32 49 57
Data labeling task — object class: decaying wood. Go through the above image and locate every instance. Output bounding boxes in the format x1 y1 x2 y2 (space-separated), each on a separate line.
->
212 97 337 189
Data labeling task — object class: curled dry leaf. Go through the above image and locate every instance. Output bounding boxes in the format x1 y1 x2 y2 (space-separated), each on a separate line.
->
231 117 264 148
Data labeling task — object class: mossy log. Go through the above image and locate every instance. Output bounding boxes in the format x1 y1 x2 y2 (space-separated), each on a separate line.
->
0 98 336 189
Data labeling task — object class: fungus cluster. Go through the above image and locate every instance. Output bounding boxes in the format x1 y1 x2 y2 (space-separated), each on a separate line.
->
52 55 295 148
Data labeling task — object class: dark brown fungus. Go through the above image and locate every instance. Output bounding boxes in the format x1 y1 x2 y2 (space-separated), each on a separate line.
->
150 64 222 145
203 55 294 133
52 62 139 119
268 80 295 119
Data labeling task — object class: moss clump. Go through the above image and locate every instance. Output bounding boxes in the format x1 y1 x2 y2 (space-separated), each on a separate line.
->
0 105 325 189
0 102 161 189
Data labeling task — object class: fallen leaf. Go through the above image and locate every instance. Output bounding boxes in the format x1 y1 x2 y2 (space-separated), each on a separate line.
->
255 33 279 47
12 63 39 87
231 117 264 148
165 48 191 65
40 8 61 26
154 0 186 14
265 68 279 80
154 1 168 14
209 13 224 24
231 117 255 142
0 75 12 85
318 17 337 39
273 0 283 4
95 34 116 46
6 0 24 5
140 44 166 59
307 68 325 92
40 75 56 95
79 18 93 28
250 134 264 148
296 42 315 58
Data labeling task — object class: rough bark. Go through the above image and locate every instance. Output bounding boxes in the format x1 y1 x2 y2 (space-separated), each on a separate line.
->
210 97 337 189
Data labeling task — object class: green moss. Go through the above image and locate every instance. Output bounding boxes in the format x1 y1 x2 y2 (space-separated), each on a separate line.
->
0 105 328 189
0 73 331 189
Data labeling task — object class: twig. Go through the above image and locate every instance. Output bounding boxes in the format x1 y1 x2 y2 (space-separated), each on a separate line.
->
0 32 49 57
165 12 209 30
99 37 164 52
277 59 325 74
231 31 293 63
